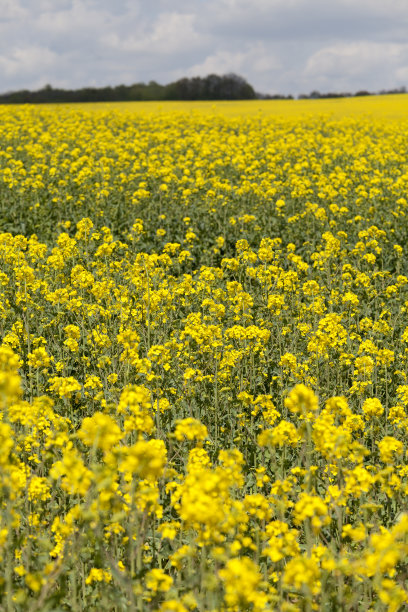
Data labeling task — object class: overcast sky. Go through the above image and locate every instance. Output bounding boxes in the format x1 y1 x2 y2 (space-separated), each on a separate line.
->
1 0 408 96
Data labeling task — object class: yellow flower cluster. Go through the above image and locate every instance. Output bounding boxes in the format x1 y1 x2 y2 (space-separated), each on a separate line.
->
1 97 408 609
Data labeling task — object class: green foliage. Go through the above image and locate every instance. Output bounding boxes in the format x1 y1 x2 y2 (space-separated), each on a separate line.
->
0 74 256 104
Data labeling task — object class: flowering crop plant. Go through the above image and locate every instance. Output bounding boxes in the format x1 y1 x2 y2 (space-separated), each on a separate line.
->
1 96 408 610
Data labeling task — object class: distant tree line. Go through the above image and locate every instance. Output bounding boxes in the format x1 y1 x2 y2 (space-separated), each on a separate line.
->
0 75 406 104
298 86 407 99
0 74 258 104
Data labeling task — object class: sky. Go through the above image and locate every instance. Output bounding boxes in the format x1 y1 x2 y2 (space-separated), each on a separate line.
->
1 0 408 96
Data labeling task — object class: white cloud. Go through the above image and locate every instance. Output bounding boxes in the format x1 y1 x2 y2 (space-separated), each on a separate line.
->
0 0 408 94
185 44 280 87
105 12 203 55
186 50 249 78
395 66 408 82
304 42 408 91
0 45 58 78
0 0 26 20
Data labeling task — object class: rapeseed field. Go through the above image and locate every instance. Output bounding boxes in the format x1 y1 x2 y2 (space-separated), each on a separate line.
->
1 96 408 610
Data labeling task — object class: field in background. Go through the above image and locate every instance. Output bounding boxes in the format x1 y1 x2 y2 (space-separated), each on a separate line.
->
1 97 408 610
69 92 408 119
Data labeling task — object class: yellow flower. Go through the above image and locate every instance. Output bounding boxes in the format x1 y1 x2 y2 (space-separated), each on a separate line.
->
156 602 188 612
28 476 51 502
294 492 330 534
85 568 112 585
174 418 208 442
342 522 366 542
118 385 155 435
50 448 93 496
378 579 408 612
25 573 44 593
258 420 300 448
158 521 180 540
75 217 94 240
378 436 404 463
283 554 321 595
285 384 318 418
0 423 14 466
145 568 173 592
119 439 167 480
48 376 81 399
27 347 52 368
219 557 267 611
264 520 300 562
362 397 384 420
77 412 122 451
